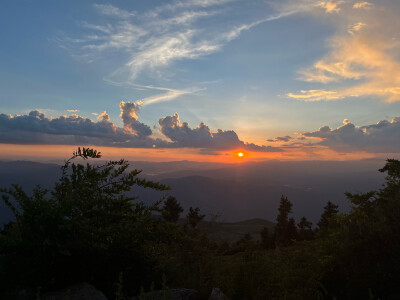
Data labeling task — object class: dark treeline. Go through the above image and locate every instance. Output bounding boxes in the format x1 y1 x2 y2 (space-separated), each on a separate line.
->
1 148 400 299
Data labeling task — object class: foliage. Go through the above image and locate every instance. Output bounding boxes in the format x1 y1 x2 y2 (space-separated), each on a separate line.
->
186 207 205 228
260 227 275 249
317 201 339 231
2 150 400 299
318 159 400 298
297 217 314 241
274 195 297 246
161 196 183 223
0 147 171 298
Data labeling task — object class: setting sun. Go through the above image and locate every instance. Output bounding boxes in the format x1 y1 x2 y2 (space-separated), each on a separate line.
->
238 152 244 157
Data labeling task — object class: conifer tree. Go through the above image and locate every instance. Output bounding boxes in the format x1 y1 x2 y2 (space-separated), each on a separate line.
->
274 195 297 246
317 201 339 229
161 196 183 223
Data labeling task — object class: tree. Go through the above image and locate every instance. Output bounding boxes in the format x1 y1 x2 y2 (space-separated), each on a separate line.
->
297 217 314 241
317 201 339 230
161 196 184 223
320 159 400 298
287 217 298 241
186 207 205 228
274 195 297 246
0 147 171 298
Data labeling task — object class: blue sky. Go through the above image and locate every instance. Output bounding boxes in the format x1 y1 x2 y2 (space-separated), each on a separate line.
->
1 0 400 159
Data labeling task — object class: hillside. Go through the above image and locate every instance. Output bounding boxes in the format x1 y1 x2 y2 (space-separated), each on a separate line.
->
196 218 275 243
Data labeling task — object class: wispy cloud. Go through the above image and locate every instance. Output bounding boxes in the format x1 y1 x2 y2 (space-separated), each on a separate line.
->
140 85 195 106
103 80 194 105
348 22 366 35
59 0 310 104
288 89 340 101
93 4 136 19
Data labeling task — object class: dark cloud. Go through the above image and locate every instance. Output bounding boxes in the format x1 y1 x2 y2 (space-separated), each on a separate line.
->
0 109 160 148
266 135 293 142
0 110 118 139
159 113 282 152
119 101 152 137
302 118 400 152
0 103 281 153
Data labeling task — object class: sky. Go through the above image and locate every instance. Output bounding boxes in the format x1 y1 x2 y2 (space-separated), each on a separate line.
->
1 0 400 162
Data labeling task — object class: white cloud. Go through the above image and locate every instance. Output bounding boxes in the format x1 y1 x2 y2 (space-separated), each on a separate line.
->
59 0 309 105
141 88 190 106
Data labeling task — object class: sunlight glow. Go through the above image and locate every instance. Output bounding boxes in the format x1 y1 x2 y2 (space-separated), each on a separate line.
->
238 152 244 157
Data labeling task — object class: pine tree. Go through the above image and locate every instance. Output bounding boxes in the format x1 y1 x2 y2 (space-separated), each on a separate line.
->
317 201 339 229
161 196 183 223
274 195 297 246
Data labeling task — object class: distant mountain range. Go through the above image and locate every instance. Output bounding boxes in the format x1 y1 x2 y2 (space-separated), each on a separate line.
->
0 159 386 226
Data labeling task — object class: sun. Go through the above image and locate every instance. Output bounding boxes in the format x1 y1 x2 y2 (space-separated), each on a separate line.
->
237 152 244 157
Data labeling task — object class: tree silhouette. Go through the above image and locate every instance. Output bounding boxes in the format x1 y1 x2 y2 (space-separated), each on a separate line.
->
186 207 205 228
320 159 400 298
274 195 297 246
317 201 339 229
161 196 183 223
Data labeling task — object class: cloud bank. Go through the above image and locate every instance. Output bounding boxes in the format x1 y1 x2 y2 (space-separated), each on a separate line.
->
0 102 281 153
300 117 400 153
159 113 280 152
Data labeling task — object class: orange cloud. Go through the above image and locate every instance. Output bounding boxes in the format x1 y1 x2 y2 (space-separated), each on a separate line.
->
348 22 367 35
353 2 373 9
287 89 340 101
289 0 400 102
316 1 343 13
